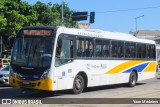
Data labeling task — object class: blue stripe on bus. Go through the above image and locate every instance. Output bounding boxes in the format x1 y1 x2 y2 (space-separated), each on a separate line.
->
122 62 149 73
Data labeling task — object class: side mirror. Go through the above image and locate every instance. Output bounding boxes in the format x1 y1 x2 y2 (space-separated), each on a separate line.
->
8 36 15 48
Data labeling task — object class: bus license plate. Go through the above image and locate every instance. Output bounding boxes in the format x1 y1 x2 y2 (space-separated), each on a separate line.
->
22 81 30 85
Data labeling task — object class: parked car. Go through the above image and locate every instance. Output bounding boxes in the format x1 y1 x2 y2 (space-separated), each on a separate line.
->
0 65 10 85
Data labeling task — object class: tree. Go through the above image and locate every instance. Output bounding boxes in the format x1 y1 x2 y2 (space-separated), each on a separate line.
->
2 0 27 36
33 1 54 26
19 1 38 26
33 1 77 27
0 0 7 35
0 0 77 50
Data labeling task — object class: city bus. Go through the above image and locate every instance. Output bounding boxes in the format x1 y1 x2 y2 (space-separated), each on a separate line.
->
9 26 156 94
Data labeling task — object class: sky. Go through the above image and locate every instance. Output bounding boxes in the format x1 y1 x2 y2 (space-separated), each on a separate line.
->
22 0 160 33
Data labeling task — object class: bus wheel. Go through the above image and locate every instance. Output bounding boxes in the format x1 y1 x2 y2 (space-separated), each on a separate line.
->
128 71 137 87
72 75 84 94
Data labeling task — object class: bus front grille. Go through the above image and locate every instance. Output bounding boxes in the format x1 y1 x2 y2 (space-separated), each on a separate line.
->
17 81 36 87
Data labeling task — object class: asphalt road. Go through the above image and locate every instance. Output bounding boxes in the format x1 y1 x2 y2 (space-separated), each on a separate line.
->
0 77 160 107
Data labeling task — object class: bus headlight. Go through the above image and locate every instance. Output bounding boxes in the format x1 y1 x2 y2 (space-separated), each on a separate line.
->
40 69 50 80
10 67 16 78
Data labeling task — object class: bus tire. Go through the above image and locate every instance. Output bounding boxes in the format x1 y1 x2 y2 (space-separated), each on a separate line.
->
128 71 137 87
72 75 84 94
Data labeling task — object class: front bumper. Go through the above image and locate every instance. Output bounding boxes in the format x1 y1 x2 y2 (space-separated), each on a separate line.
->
9 75 53 91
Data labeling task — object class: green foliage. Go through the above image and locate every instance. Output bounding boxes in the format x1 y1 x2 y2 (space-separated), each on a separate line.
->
0 0 77 38
0 16 7 33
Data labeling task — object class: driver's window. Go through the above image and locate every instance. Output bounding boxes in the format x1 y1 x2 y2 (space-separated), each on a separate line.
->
55 36 73 66
62 39 73 58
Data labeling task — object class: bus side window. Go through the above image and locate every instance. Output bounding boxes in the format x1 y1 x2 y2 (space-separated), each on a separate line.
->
58 39 73 58
125 42 130 58
146 44 155 59
146 45 151 58
137 43 141 58
111 41 118 58
55 37 73 67
77 38 85 57
141 44 146 58
103 40 110 57
85 38 94 57
130 43 136 58
95 39 103 57
151 45 156 59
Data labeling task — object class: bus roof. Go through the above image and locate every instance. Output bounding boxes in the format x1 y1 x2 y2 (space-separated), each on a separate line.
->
19 26 155 44
58 26 155 44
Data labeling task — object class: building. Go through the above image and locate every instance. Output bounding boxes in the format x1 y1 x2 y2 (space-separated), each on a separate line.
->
78 23 90 29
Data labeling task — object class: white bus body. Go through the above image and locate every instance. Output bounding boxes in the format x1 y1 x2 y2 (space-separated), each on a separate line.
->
9 26 156 94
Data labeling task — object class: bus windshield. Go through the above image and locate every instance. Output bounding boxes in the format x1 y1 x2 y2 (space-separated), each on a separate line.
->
11 30 54 68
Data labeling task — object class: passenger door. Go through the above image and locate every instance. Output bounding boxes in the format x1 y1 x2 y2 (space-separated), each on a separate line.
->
54 34 75 90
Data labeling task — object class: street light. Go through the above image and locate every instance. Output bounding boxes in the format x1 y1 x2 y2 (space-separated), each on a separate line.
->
135 15 145 32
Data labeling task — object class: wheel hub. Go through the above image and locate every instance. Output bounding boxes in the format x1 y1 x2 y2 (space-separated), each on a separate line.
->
75 79 82 90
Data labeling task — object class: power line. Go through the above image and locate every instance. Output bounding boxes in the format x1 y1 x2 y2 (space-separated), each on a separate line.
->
96 5 160 13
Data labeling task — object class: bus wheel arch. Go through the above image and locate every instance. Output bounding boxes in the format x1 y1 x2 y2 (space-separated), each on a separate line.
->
72 71 88 94
128 70 138 87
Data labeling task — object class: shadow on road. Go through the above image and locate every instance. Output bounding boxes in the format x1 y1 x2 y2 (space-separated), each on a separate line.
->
0 87 60 99
0 82 146 99
83 83 146 93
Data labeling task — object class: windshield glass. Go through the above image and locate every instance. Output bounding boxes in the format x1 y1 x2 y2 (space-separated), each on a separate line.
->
1 65 9 71
12 37 54 67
